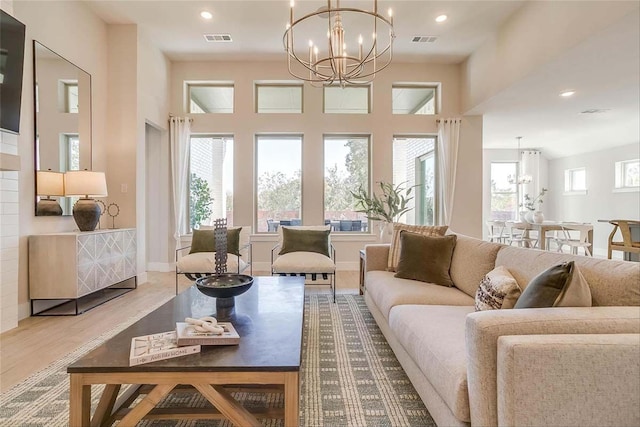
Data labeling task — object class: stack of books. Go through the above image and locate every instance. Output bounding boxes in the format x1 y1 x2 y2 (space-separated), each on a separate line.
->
129 321 240 366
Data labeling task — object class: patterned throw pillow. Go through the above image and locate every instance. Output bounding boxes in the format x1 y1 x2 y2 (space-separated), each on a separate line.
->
475 265 522 311
387 223 449 271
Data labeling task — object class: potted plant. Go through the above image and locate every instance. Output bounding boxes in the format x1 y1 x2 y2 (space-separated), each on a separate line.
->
350 181 415 241
520 188 548 223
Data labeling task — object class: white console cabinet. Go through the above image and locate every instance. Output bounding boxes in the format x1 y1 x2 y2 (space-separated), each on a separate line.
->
29 228 137 315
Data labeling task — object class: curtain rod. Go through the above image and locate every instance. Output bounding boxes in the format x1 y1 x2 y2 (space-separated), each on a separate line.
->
436 118 462 123
168 115 193 122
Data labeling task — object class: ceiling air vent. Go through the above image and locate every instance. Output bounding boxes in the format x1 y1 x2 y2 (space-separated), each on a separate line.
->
581 109 610 114
203 34 233 42
412 36 438 43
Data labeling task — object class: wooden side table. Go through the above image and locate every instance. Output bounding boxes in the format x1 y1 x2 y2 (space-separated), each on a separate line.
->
359 249 365 295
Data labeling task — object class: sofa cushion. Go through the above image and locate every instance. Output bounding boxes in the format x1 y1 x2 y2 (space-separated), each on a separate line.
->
389 304 475 422
495 246 640 306
272 252 335 274
177 252 247 274
450 234 503 298
365 270 474 320
388 223 448 271
475 265 521 311
514 261 592 308
394 232 457 287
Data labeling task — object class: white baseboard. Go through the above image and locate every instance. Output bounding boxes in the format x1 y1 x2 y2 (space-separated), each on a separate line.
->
146 262 174 272
252 261 358 272
137 271 148 284
18 302 30 321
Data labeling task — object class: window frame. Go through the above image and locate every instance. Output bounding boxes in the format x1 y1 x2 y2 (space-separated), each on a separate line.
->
323 84 371 114
614 159 640 192
323 134 371 233
254 134 304 233
391 83 439 115
564 167 587 195
186 82 235 114
254 82 304 114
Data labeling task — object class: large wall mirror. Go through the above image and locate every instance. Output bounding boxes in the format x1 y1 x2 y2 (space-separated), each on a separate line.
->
33 40 92 215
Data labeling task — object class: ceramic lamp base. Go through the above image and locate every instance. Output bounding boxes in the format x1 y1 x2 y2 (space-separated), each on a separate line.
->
73 198 101 231
36 199 62 216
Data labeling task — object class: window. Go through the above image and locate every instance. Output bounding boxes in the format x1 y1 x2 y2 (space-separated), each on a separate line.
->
189 136 234 231
256 135 302 232
62 134 80 171
392 85 437 115
615 159 639 190
392 137 437 225
64 82 78 113
256 83 303 113
324 136 369 232
188 84 234 113
490 162 518 221
564 167 586 193
324 85 370 114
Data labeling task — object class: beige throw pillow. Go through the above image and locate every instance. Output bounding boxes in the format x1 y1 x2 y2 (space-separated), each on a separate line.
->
387 223 448 271
475 265 522 311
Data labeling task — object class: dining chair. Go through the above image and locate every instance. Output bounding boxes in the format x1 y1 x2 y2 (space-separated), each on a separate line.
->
339 220 353 231
554 223 592 256
505 221 538 248
486 220 507 243
607 220 640 259
351 220 362 231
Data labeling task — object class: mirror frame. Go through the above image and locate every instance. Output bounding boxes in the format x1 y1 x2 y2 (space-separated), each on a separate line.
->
33 40 92 216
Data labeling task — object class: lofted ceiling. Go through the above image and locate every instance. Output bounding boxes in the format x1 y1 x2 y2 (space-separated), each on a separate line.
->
83 0 640 159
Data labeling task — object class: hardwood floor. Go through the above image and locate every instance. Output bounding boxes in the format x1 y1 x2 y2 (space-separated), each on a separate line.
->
0 270 359 393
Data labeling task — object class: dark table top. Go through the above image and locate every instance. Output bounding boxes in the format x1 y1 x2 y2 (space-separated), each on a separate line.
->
67 276 305 373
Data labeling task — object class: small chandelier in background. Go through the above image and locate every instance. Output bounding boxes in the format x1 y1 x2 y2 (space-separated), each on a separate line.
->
507 137 533 185
284 0 395 87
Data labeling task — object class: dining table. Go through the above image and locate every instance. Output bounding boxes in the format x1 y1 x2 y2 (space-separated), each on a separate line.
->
511 221 594 251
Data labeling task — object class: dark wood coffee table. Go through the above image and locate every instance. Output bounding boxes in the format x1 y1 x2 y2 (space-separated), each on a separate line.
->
67 276 305 427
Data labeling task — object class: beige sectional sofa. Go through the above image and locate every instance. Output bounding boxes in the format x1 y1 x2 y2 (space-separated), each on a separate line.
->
363 233 640 427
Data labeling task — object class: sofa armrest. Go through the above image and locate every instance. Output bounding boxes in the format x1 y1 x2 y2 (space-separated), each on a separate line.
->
364 244 390 272
497 333 640 427
465 307 640 427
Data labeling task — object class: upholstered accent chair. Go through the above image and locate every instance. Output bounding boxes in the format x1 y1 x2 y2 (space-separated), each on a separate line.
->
271 225 336 302
175 226 252 294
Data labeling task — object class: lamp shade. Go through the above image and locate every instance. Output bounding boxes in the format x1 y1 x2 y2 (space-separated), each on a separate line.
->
64 171 108 198
36 170 65 196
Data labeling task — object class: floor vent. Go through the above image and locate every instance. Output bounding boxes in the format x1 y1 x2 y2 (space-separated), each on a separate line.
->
204 34 233 42
412 36 438 43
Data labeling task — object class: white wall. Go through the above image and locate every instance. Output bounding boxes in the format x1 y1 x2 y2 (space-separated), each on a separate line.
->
547 142 640 257
169 60 483 270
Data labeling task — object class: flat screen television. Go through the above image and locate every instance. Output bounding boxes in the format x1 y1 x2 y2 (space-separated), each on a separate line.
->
0 10 26 134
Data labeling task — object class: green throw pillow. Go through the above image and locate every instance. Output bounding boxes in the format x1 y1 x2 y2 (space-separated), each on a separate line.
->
513 261 592 308
394 232 457 287
279 228 330 257
189 227 242 256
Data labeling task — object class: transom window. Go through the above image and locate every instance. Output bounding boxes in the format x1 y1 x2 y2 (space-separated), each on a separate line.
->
188 83 234 114
392 85 437 115
615 159 639 189
255 83 303 113
324 135 370 232
490 162 518 221
64 82 78 113
324 85 370 114
256 135 302 232
189 135 234 231
564 167 586 193
392 136 437 225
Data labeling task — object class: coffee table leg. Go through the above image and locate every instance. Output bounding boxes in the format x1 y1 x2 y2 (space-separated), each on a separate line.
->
119 383 176 426
284 372 300 427
194 383 261 427
69 374 90 427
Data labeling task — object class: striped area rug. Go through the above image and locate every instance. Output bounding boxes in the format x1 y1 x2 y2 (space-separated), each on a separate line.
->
0 294 434 427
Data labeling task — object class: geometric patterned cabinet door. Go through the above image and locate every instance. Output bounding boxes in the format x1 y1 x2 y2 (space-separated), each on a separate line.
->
29 229 137 314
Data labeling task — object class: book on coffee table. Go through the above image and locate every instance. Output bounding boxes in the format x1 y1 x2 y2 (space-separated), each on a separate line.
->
129 331 200 366
176 322 240 346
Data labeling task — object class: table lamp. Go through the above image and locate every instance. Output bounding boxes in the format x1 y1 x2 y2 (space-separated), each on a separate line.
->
36 170 65 216
64 170 108 231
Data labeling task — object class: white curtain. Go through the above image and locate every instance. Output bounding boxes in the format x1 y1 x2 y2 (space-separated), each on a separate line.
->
437 118 461 225
169 117 191 249
520 149 542 205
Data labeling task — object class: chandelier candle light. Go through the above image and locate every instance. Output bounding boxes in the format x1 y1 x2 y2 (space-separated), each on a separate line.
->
284 0 395 86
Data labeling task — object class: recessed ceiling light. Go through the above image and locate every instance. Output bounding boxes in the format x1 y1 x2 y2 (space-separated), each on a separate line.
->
560 90 576 97
200 11 213 20
435 15 448 23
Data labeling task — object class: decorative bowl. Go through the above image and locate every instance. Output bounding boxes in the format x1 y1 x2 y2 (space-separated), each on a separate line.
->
195 274 254 299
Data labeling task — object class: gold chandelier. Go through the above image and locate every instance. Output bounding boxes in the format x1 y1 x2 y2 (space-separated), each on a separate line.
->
284 0 395 87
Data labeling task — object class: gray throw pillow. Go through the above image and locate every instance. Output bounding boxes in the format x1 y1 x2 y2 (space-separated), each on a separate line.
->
279 227 331 257
189 228 242 256
394 232 457 287
514 261 592 308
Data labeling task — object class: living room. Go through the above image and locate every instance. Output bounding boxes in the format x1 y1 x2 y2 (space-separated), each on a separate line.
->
1 0 639 426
